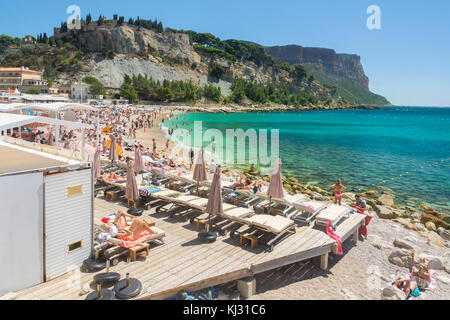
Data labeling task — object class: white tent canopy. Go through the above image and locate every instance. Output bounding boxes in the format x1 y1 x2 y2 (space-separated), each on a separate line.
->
0 113 94 131
0 102 96 113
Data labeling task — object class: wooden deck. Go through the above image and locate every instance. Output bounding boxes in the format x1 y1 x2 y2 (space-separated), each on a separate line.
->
14 197 366 300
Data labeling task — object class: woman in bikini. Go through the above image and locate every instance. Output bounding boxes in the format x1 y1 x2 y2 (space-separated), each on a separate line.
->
331 179 346 205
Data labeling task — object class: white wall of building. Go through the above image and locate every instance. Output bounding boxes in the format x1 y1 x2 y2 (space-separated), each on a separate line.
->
0 172 44 295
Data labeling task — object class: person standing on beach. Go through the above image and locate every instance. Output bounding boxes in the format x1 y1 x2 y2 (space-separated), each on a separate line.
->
189 148 194 169
211 138 216 153
331 179 347 205
165 139 170 151
152 138 157 154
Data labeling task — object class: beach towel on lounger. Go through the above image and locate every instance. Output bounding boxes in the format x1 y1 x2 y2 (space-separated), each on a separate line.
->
326 221 343 255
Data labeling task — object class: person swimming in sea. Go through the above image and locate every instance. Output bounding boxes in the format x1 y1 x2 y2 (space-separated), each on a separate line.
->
331 179 347 205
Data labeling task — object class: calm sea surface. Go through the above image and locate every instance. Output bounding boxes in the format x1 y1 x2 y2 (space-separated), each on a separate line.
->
165 107 450 213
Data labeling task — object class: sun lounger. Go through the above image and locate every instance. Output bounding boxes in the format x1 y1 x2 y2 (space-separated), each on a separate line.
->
290 200 328 225
155 194 210 221
192 204 250 235
224 190 262 208
314 204 350 229
253 200 296 217
232 214 296 251
94 222 165 266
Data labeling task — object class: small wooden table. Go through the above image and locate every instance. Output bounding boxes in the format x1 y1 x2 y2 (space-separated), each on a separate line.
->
129 243 150 262
197 219 211 232
142 217 155 227
106 190 121 201
240 233 258 249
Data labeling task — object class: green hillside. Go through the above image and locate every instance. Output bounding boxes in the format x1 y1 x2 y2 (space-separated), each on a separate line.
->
303 63 390 106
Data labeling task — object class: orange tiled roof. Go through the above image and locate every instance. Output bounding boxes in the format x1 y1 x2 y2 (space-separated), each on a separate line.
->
0 67 42 74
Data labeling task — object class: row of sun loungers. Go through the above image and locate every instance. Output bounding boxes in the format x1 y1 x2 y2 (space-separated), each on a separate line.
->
97 167 351 251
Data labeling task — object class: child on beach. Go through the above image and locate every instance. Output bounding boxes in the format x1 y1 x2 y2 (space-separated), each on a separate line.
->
331 179 346 205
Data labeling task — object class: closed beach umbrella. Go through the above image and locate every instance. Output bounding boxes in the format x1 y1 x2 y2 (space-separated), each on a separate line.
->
193 148 207 182
126 160 139 202
93 147 101 179
109 135 118 162
134 145 144 174
206 167 223 217
193 148 207 195
267 158 284 199
47 132 54 146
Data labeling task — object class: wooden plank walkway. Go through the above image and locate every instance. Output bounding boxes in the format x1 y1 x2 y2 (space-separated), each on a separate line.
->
13 198 366 300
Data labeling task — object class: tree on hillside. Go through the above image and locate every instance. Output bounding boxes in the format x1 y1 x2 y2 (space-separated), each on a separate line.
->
118 16 125 26
86 13 92 24
82 76 106 97
113 14 118 21
120 83 138 103
97 15 103 25
157 22 163 33
209 63 225 79
292 64 307 80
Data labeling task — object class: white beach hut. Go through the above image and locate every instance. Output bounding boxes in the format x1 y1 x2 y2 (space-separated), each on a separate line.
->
0 114 95 295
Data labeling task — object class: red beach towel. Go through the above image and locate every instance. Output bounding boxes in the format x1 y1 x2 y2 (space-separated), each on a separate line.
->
326 221 343 255
352 205 372 238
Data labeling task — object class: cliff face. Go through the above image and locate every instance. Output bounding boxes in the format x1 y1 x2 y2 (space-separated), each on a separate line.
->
77 26 201 67
266 45 369 89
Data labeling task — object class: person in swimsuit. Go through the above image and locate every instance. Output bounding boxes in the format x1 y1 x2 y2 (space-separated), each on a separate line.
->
331 179 346 205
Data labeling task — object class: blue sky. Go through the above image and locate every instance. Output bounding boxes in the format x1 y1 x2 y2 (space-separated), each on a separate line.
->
1 0 449 106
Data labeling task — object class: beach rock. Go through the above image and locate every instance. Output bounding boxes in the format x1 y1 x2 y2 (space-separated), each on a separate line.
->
420 213 449 230
369 237 392 250
418 254 445 270
393 238 414 250
362 190 378 197
435 274 450 285
437 227 450 241
340 288 359 300
377 206 401 219
425 221 437 232
366 199 380 214
410 212 422 222
445 265 450 274
382 285 405 300
378 193 395 206
414 223 426 232
342 192 356 201
388 249 413 268
427 231 445 248
310 192 329 201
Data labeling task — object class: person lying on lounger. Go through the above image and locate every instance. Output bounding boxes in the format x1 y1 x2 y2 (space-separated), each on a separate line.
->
103 171 125 182
111 209 153 240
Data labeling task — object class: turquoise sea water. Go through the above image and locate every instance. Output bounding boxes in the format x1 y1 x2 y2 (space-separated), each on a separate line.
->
165 107 450 213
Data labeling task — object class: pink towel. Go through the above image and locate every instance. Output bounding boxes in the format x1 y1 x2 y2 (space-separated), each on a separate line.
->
326 221 343 255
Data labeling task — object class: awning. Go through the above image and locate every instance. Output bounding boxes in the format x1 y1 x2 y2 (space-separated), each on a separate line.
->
0 113 94 131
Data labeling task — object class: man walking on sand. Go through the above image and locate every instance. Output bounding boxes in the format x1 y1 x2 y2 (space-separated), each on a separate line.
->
152 138 157 154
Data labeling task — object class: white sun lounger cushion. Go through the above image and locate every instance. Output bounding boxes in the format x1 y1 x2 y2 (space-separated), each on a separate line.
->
173 195 201 203
188 198 209 208
222 207 253 223
247 214 294 234
222 203 237 212
316 204 348 222
293 200 327 213
154 190 180 197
